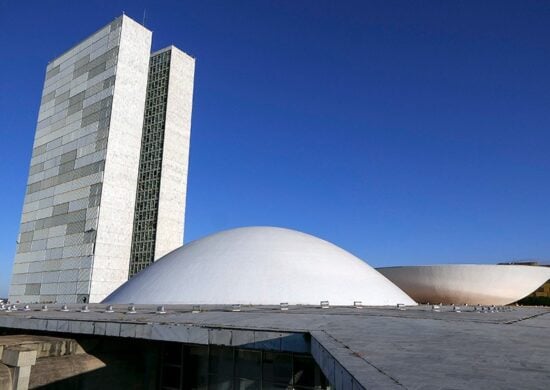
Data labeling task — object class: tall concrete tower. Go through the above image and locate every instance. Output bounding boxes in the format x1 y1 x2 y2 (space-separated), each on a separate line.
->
9 15 194 304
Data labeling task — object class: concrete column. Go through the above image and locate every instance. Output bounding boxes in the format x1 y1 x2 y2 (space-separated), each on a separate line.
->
1 347 37 390
0 362 13 390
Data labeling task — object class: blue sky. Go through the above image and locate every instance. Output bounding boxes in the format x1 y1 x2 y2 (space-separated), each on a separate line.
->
1 1 549 296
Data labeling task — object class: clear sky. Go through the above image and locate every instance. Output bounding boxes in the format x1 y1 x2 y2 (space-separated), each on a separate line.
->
1 1 549 296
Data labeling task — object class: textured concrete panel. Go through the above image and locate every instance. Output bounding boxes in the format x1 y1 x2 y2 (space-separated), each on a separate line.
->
9 15 136 304
90 15 152 302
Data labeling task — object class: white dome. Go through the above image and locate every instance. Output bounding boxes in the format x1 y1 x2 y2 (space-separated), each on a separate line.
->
378 264 550 305
103 226 416 306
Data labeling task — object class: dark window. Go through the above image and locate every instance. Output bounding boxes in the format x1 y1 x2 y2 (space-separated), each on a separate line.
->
128 50 171 278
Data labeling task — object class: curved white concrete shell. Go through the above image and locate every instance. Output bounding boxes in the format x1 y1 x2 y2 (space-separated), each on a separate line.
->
378 265 550 305
104 227 416 306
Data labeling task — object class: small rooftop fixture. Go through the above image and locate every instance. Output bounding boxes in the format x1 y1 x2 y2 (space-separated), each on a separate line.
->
280 302 289 311
156 305 166 314
23 305 31 311
60 304 69 312
396 303 406 310
231 304 241 312
41 305 48 311
127 305 137 314
105 305 114 313
80 305 90 313
321 301 330 309
354 301 363 309
192 305 201 313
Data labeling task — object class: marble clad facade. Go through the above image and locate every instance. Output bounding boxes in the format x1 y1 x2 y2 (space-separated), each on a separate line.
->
9 15 194 303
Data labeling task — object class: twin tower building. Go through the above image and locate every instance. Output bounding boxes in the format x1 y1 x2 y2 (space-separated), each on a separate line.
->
9 15 195 304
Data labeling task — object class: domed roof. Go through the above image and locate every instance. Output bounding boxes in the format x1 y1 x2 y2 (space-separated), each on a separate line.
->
378 264 550 305
103 227 416 306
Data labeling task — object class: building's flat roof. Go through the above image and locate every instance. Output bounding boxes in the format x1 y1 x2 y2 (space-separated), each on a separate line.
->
1 304 549 389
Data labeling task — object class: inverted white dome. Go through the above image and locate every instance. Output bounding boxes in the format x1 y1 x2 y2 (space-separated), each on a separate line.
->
103 226 416 306
378 265 550 305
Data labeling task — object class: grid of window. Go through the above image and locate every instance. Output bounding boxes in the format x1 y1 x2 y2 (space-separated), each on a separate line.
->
129 51 171 278
160 344 329 390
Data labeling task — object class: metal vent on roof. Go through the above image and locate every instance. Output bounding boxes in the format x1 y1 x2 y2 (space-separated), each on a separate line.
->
156 305 166 314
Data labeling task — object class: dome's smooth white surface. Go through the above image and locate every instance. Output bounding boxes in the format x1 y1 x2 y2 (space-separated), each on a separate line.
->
378 264 550 305
104 227 416 306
